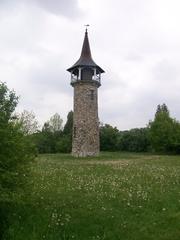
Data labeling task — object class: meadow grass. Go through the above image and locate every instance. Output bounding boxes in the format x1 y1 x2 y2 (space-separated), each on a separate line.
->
4 152 180 240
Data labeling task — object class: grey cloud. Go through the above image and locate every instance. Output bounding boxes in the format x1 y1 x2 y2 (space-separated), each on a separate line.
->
32 0 81 17
0 0 81 18
124 52 144 62
1 0 180 130
152 59 179 82
29 65 71 95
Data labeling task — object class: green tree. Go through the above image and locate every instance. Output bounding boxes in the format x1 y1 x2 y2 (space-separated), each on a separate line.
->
34 113 64 154
55 135 72 153
48 113 63 132
0 82 18 123
100 124 119 151
0 82 36 238
118 128 150 152
16 110 39 135
54 111 73 153
63 111 73 135
34 122 57 153
149 104 180 153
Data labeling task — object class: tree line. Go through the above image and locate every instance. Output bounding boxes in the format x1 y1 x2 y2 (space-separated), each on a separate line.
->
4 83 179 156
1 82 180 159
31 104 180 155
100 104 180 154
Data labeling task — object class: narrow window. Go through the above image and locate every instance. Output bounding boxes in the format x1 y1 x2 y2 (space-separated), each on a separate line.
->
90 90 94 100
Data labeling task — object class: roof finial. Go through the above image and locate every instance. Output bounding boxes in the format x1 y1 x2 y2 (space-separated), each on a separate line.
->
84 24 90 33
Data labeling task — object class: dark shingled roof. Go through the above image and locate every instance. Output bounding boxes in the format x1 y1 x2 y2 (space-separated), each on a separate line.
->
67 30 105 73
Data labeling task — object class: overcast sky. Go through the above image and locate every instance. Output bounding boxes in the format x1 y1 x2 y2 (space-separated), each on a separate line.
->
0 0 180 130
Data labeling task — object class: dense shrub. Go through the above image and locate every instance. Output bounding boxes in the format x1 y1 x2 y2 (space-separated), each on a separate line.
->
118 128 150 152
100 124 119 151
34 111 73 154
55 135 72 153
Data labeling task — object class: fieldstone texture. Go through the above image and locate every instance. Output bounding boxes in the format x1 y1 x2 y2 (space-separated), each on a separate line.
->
72 80 99 157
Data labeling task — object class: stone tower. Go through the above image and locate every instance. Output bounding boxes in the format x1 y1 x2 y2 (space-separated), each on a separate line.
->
67 28 105 157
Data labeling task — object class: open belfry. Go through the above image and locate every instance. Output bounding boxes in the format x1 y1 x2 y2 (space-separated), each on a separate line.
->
67 27 105 157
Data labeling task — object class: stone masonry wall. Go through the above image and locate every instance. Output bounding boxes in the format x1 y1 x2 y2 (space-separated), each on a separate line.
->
72 81 99 157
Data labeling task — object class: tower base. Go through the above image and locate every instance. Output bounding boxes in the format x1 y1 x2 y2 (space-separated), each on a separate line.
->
72 150 99 157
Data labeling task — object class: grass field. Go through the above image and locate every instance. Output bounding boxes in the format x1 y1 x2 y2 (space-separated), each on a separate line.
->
4 152 180 240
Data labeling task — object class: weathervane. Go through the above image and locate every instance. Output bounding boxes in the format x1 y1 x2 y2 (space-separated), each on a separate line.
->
85 24 90 32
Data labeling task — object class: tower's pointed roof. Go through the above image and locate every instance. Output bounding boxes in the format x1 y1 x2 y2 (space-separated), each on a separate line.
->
67 29 105 73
